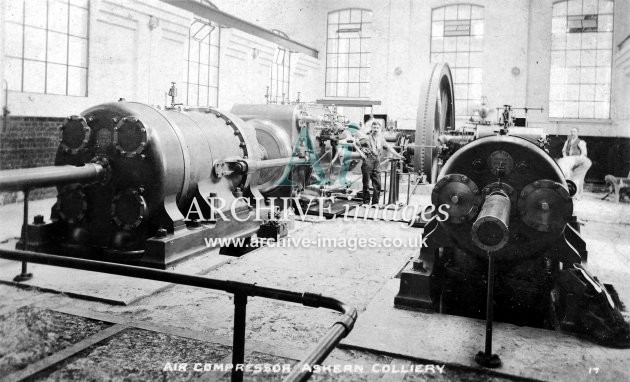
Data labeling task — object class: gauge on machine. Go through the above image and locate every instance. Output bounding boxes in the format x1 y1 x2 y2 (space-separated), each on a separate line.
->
488 150 514 177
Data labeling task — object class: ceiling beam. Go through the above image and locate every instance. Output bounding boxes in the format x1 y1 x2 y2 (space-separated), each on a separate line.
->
162 0 319 58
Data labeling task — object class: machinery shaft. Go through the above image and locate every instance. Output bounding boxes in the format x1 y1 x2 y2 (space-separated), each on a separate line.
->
471 191 511 252
0 163 108 191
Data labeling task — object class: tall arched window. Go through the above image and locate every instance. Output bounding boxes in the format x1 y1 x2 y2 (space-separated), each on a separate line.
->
325 8 372 98
430 4 484 117
184 18 220 107
549 0 614 119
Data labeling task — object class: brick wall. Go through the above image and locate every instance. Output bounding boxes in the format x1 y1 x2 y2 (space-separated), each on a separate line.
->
0 116 63 204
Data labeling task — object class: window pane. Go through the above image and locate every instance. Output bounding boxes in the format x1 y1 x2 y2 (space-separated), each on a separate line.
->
348 83 359 97
25 0 47 28
47 63 67 95
579 84 595 100
24 27 46 61
23 60 46 93
49 0 69 34
209 66 219 87
594 102 609 118
198 85 208 106
48 32 68 64
209 87 218 106
327 68 337 82
209 45 219 66
596 67 611 83
200 43 210 65
565 101 579 117
199 64 209 86
579 102 594 118
432 22 444 37
69 5 89 37
188 84 198 105
188 62 199 84
68 36 88 67
596 50 611 66
67 66 87 96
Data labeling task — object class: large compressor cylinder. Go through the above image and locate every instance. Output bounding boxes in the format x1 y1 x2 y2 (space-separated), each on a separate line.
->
5 101 301 268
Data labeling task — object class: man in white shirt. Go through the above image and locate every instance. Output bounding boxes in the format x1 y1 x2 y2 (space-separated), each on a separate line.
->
557 127 592 199
358 121 403 206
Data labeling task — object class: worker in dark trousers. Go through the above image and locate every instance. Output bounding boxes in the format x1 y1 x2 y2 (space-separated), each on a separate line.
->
358 121 403 206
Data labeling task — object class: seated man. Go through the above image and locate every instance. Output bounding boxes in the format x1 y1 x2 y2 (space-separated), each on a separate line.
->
556 128 592 199
358 121 404 206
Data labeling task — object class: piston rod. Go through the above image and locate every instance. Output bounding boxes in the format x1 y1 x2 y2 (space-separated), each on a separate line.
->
0 163 108 191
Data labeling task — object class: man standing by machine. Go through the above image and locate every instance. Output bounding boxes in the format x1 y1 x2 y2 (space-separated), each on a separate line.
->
358 121 404 206
558 127 592 199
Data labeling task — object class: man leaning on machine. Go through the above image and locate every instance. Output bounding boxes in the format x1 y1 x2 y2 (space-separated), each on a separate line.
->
357 121 404 207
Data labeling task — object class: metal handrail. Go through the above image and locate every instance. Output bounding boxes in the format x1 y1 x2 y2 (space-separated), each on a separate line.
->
0 248 357 382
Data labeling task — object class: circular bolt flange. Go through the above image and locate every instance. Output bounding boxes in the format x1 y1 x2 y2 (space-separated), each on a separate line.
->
113 116 148 158
59 115 91 155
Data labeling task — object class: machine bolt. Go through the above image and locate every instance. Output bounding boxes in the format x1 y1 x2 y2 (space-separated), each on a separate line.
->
483 187 490 194
139 154 147 160
33 215 45 225
234 131 240 136
461 176 468 183
541 201 550 211
225 119 232 125
88 116 94 122
451 194 460 204
534 181 541 188
472 158 483 169
516 161 528 171
138 186 145 195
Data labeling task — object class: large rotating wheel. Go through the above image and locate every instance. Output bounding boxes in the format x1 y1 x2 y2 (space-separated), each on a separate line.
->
414 63 455 183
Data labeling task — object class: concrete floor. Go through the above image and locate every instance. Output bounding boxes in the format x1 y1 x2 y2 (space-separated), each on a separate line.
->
0 189 629 381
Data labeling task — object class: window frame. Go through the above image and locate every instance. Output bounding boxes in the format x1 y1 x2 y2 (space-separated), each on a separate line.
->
4 0 90 97
324 8 372 99
183 18 220 107
548 0 614 121
429 4 485 119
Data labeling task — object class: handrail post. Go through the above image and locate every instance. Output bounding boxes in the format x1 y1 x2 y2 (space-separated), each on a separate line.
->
231 292 247 382
14 188 33 282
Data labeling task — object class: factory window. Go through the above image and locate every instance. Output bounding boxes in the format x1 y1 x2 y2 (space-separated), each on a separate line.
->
325 9 372 98
430 4 484 118
184 19 220 107
4 0 89 96
269 30 291 104
549 0 614 119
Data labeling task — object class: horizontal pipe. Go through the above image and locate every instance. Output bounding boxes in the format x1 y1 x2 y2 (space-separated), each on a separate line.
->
0 164 107 191
0 248 357 382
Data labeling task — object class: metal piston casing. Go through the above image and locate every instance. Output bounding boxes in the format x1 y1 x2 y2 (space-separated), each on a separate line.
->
433 135 572 261
51 101 265 267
